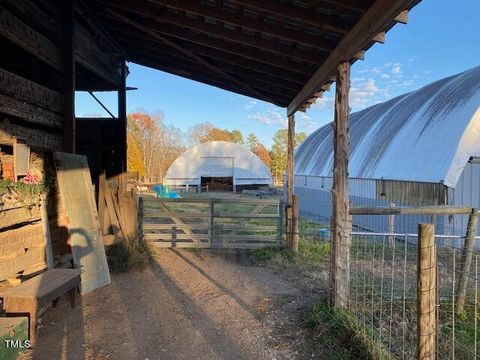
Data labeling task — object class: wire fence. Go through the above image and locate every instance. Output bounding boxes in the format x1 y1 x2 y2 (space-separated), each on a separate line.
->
298 214 480 359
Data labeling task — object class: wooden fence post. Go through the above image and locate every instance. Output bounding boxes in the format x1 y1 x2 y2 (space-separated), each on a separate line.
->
330 61 351 308
291 195 299 252
209 200 215 246
456 209 478 315
417 223 436 360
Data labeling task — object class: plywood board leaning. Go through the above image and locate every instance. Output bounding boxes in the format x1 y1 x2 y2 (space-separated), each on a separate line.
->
54 152 110 293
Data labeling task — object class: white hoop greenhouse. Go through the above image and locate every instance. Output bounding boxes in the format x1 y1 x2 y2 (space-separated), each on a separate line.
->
164 141 273 192
294 65 480 239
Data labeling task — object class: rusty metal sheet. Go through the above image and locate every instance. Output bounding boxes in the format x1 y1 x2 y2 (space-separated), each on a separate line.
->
54 152 110 294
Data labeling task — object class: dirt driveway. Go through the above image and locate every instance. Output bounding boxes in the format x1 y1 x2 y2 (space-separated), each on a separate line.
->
20 249 327 360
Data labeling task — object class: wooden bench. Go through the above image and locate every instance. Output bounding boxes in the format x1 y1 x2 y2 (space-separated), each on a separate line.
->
0 268 82 344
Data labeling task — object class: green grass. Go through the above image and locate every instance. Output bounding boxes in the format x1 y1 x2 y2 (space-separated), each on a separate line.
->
307 299 392 360
253 239 330 271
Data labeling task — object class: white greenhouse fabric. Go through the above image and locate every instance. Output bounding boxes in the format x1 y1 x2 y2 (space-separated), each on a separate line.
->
164 141 273 186
199 157 233 177
295 65 480 188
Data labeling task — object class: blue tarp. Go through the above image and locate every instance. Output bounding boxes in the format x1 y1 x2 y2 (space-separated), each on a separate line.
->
151 184 181 198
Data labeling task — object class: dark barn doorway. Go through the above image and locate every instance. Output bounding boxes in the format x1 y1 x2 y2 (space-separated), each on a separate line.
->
201 177 233 192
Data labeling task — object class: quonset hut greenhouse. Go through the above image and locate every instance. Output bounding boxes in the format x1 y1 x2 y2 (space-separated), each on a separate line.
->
164 141 273 192
294 65 480 238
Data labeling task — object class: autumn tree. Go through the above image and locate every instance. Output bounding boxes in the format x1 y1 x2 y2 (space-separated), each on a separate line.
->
127 133 145 178
230 130 244 144
246 133 259 153
269 129 307 184
252 143 271 168
128 111 184 183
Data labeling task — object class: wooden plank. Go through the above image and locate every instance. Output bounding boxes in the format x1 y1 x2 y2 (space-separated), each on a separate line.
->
229 0 351 33
99 2 322 64
0 93 63 128
0 206 41 230
330 61 351 309
62 1 75 152
0 221 43 256
41 199 54 269
0 122 62 151
148 0 337 49
0 246 46 281
118 60 127 170
109 22 317 76
75 21 121 85
142 196 279 205
98 171 107 232
144 234 209 241
108 9 273 104
105 186 124 239
0 269 81 301
350 205 474 216
0 67 63 112
417 223 436 360
54 152 110 294
2 0 62 42
0 6 62 70
287 0 420 115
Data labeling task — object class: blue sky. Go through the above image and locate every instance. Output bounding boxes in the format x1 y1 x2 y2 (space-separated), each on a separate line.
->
76 0 480 147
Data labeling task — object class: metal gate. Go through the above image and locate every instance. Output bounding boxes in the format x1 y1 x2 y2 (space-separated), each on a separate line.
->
139 196 284 248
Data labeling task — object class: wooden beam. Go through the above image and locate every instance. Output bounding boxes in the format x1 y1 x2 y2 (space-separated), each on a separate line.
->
372 31 386 43
127 53 289 106
104 17 317 75
0 6 62 71
330 61 351 309
108 9 274 104
3 0 62 42
286 113 295 250
321 0 371 12
350 206 476 216
75 21 121 85
62 0 75 152
118 59 127 171
149 0 338 49
92 0 327 63
229 0 352 33
0 67 63 112
395 10 409 24
0 93 62 128
287 0 420 115
112 28 310 81
0 122 62 150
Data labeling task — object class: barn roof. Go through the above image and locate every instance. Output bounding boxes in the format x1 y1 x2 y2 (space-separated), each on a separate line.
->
295 65 480 187
164 141 273 185
85 0 420 114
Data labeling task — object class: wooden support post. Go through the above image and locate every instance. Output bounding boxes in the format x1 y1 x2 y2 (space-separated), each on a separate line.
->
209 200 215 246
118 59 127 172
62 0 75 153
330 61 351 308
291 194 299 252
286 113 295 249
417 223 436 360
456 210 478 315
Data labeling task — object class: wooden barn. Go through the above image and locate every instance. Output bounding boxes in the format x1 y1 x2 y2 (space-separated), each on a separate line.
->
0 0 421 348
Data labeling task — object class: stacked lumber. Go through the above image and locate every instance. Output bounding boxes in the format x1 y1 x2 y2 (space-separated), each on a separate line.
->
0 207 46 282
97 172 137 245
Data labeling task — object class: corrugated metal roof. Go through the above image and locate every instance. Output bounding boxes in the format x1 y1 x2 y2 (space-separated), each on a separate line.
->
295 65 480 188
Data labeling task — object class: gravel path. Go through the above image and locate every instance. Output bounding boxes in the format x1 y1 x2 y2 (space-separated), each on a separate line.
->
20 249 326 360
